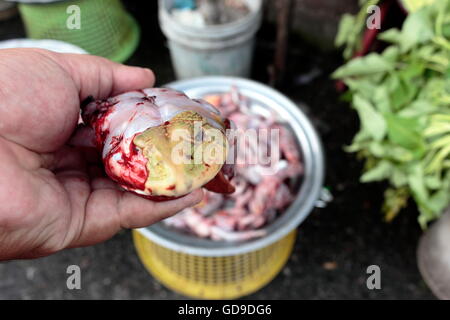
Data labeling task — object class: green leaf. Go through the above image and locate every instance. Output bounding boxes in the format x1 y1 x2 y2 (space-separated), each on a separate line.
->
367 143 415 162
443 160 450 168
372 87 391 113
430 170 450 203
378 5 434 52
419 170 450 226
345 79 377 100
381 46 401 63
426 144 450 173
408 163 430 205
361 160 392 182
335 14 357 47
353 94 387 141
389 77 419 110
384 73 400 93
368 141 386 157
399 60 426 80
389 145 415 162
378 29 403 44
416 45 436 62
400 8 435 52
385 113 425 153
429 133 450 149
345 130 371 153
427 188 450 216
390 169 409 187
424 121 450 137
425 173 442 189
418 208 436 229
398 100 437 117
383 187 409 222
332 53 394 78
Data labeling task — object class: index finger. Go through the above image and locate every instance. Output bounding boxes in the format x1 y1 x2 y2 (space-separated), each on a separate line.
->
52 51 155 100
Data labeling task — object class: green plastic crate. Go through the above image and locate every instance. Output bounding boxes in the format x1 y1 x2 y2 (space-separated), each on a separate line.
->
18 0 140 62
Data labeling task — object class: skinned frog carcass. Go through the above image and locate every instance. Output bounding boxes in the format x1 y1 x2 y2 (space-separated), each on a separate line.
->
81 88 235 200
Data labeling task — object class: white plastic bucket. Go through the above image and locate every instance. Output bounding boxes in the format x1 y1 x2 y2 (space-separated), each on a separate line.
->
158 0 262 79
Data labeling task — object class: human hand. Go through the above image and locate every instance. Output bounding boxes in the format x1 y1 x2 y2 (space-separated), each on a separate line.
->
0 49 203 260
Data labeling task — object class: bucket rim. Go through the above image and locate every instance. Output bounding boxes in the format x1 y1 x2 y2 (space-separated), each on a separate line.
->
158 0 262 40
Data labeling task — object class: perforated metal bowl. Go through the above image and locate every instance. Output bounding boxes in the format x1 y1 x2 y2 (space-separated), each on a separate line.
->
136 76 324 257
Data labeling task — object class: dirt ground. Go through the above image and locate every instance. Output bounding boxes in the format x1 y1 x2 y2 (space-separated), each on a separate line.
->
0 1 435 299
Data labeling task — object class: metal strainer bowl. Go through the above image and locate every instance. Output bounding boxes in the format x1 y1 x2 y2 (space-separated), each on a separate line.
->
133 77 324 298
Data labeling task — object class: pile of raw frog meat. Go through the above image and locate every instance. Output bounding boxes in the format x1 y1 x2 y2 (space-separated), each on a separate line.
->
163 88 303 241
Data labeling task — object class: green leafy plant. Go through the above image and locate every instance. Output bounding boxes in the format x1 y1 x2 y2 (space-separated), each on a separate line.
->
335 0 380 59
333 0 450 227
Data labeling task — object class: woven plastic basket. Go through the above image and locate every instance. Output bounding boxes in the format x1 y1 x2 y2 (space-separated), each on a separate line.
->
18 0 140 62
133 230 297 299
133 77 325 299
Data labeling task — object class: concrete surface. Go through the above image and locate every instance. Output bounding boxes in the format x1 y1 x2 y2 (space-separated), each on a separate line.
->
0 1 435 300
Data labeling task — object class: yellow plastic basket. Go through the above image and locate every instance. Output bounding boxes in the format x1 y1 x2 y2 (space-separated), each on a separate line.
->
133 230 297 299
132 77 325 300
